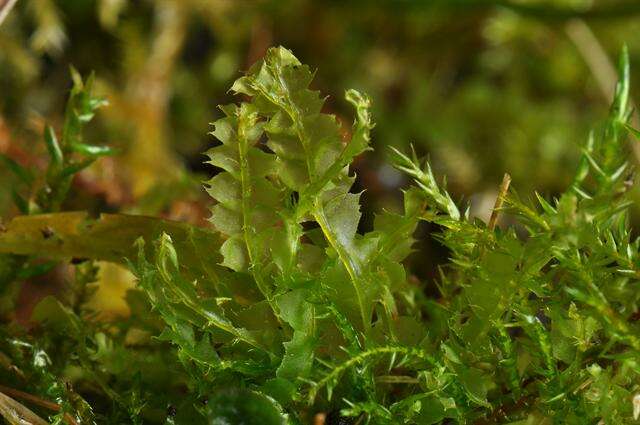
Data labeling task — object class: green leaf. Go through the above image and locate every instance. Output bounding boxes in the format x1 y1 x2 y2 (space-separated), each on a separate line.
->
60 157 96 177
0 154 34 185
275 289 315 380
276 331 314 381
10 189 29 214
31 295 82 335
261 378 296 407
69 142 117 156
136 234 268 353
0 212 223 281
390 146 460 220
457 366 492 408
44 125 63 167
220 236 248 272
207 388 289 425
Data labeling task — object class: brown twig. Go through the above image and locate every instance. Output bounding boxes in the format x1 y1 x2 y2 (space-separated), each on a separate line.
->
0 0 19 26
488 173 511 231
0 391 48 425
0 385 78 425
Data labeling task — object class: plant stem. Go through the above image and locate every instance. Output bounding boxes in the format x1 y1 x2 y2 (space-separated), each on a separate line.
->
0 0 19 27
0 386 79 425
394 0 640 21
307 346 435 405
0 385 62 415
565 19 640 164
488 173 511 231
0 388 63 425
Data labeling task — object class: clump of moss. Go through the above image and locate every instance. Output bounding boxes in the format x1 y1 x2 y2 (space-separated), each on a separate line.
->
0 46 639 424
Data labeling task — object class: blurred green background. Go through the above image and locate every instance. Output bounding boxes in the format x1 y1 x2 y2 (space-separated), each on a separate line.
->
2 0 640 281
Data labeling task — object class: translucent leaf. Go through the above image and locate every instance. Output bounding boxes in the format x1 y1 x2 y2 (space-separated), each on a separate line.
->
220 236 248 272
276 331 314 380
207 388 289 425
0 212 224 282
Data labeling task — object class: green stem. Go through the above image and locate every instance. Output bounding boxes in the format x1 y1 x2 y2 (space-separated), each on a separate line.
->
307 346 435 405
313 200 368 331
254 67 372 331
236 108 279 318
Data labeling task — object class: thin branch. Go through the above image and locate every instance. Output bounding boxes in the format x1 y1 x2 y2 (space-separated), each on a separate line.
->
0 385 78 425
490 0 640 21
392 0 640 21
565 19 640 163
565 19 618 102
488 173 511 231
0 391 48 425
0 0 19 26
